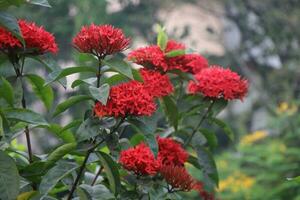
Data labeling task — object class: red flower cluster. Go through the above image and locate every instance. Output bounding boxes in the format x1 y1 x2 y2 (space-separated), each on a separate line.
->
0 20 58 54
94 80 156 117
157 136 188 166
119 143 160 176
140 68 174 98
188 66 248 100
128 40 208 73
73 24 130 57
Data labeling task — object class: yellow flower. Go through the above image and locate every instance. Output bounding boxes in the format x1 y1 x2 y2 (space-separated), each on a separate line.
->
217 172 255 193
276 102 297 115
217 159 228 170
240 130 268 146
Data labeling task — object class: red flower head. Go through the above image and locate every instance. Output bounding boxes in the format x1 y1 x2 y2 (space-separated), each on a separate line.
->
119 143 160 176
128 45 167 71
140 68 174 98
0 19 58 54
181 54 209 74
73 24 130 57
165 40 185 52
94 81 156 118
160 165 196 191
157 136 188 166
188 66 248 101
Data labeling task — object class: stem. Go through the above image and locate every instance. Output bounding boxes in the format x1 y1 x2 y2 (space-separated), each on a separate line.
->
67 139 105 200
184 100 215 147
91 166 103 186
96 59 102 88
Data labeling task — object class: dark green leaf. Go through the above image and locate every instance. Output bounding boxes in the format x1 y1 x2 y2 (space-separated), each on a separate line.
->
79 184 114 200
0 11 24 44
52 95 92 117
71 77 97 88
211 118 234 141
45 67 97 85
131 68 143 82
103 58 133 79
96 152 121 196
47 124 76 143
59 120 82 134
199 128 218 150
195 146 219 186
101 74 129 86
26 74 54 110
187 155 202 170
75 118 103 142
0 150 19 200
89 84 110 105
161 96 179 130
287 176 300 184
156 25 168 51
4 108 48 126
0 77 14 106
165 49 185 57
44 143 77 169
39 161 78 195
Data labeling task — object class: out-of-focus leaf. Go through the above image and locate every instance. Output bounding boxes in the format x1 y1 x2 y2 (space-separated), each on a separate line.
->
39 161 78 195
132 68 143 82
287 176 300 184
52 95 92 117
71 77 97 88
103 58 133 79
4 108 48 126
156 25 168 51
161 96 179 131
0 11 24 44
199 128 218 150
165 49 185 57
17 191 36 200
0 150 20 200
96 152 121 196
27 0 51 7
26 74 54 110
0 77 14 106
89 84 110 105
47 124 76 143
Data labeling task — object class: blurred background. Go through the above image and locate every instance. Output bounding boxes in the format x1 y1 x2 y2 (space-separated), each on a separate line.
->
8 0 300 199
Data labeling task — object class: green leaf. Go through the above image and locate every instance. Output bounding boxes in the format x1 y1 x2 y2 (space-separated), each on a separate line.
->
96 152 121 196
4 108 48 126
210 118 234 141
132 68 144 82
44 143 77 170
79 184 114 200
27 0 51 7
0 0 25 9
156 25 168 51
210 99 228 116
161 96 179 131
0 77 14 106
128 116 158 156
287 176 300 184
17 191 36 200
101 74 130 86
187 155 202 170
0 11 24 44
39 161 78 195
59 120 82 134
199 128 218 150
89 84 110 105
52 95 92 117
103 58 133 79
71 77 97 88
47 124 76 143
165 49 185 57
195 146 219 186
45 67 97 85
0 150 20 200
26 74 54 110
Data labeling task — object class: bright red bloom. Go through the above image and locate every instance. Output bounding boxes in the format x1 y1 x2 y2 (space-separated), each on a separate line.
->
128 40 208 74
188 66 248 100
119 143 160 176
157 136 188 166
0 20 58 54
73 24 130 57
140 68 174 98
94 81 156 117
160 165 196 191
128 45 168 71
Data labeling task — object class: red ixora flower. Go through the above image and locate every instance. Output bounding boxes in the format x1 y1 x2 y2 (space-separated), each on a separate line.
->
94 80 156 118
140 68 174 98
160 165 196 192
193 181 215 200
188 66 248 100
157 136 188 166
128 40 208 73
119 143 160 176
0 19 58 54
73 24 130 57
